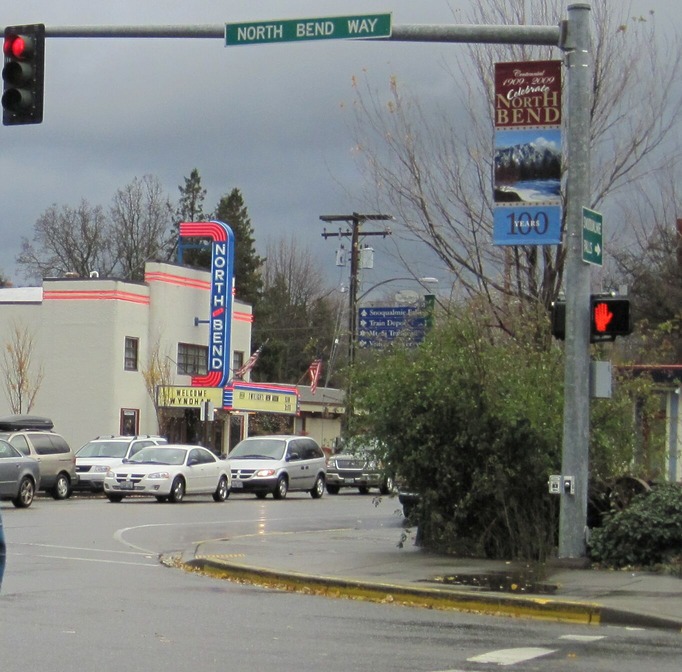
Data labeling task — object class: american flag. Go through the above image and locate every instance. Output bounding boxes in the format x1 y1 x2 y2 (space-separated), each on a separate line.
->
234 342 265 379
308 358 323 394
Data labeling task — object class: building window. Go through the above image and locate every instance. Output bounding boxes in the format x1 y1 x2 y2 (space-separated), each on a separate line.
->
177 343 208 376
233 351 244 376
124 337 139 371
120 409 139 435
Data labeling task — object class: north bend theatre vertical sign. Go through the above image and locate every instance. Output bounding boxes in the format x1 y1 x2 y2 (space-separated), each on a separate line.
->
493 61 563 245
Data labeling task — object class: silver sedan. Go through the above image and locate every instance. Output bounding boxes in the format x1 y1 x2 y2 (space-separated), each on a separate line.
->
0 438 40 508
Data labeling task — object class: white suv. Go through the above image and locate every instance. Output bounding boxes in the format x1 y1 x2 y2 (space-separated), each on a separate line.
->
75 435 167 492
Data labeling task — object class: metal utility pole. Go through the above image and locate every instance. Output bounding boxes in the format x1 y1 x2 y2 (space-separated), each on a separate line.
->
12 5 593 557
559 3 593 559
319 213 392 365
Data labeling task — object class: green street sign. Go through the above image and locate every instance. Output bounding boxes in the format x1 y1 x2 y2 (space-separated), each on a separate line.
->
225 14 392 46
582 207 603 266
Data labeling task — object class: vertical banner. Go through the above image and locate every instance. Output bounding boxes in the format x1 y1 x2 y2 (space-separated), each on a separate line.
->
493 60 563 245
179 220 235 388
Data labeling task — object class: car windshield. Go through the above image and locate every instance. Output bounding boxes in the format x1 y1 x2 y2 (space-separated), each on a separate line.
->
229 438 286 460
77 441 128 458
129 446 186 466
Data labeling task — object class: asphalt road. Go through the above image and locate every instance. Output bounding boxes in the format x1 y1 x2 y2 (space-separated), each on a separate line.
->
1 491 680 671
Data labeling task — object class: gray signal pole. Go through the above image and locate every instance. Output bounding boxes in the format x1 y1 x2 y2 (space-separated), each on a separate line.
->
11 2 593 558
558 4 593 559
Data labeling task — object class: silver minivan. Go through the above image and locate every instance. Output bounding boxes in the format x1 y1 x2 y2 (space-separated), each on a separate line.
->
0 416 77 499
228 435 326 500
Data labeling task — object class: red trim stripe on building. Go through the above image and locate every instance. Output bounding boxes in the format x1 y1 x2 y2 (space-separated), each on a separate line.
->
43 290 150 305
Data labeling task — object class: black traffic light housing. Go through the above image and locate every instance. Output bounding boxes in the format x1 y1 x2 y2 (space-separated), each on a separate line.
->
551 296 632 342
2 23 45 126
551 300 566 340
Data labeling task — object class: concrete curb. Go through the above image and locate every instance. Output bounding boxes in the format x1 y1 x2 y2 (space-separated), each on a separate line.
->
178 556 682 632
183 555 606 626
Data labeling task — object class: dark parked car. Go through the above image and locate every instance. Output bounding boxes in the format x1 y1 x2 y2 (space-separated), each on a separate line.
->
0 438 41 508
326 440 394 496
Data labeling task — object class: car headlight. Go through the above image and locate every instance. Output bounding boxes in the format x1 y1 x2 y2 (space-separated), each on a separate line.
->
93 465 110 473
255 469 276 477
147 472 171 480
367 460 378 470
327 460 338 469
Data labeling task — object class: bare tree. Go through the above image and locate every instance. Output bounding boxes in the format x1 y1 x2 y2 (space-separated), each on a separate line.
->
141 336 174 437
610 171 682 363
1 321 44 414
17 175 174 283
16 200 117 281
111 175 175 281
351 1 681 331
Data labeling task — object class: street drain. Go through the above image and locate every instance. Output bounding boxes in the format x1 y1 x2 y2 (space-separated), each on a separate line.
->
429 572 558 595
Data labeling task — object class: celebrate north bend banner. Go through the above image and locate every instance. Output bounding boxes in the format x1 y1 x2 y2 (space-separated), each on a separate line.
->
493 60 563 246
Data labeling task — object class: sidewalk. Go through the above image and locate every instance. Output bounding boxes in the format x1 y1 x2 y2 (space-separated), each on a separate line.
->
179 523 682 632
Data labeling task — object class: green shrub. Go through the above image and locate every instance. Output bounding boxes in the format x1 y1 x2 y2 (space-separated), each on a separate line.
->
588 484 682 568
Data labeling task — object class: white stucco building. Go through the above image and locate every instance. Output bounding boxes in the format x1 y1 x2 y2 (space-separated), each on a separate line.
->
0 261 252 452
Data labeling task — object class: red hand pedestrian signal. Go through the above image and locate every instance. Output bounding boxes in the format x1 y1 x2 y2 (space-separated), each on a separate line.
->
593 301 613 333
589 296 632 341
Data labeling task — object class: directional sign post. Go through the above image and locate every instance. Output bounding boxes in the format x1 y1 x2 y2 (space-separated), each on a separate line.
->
582 207 603 266
225 14 392 46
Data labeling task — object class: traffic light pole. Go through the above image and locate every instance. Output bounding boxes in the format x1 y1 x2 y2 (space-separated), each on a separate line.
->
558 4 592 559
3 5 594 558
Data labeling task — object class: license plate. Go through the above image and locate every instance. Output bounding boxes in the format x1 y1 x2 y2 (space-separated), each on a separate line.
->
345 478 355 484
231 480 243 489
120 481 135 490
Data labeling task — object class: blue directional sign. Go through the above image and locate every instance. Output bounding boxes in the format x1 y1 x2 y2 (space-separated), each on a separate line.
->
358 306 426 348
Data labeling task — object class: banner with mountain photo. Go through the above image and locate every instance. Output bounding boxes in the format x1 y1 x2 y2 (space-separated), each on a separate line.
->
493 60 563 246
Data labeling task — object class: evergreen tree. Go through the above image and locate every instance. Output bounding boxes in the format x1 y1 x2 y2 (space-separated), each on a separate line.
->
213 188 263 306
174 168 210 268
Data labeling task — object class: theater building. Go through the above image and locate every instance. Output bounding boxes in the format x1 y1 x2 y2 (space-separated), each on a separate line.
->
0 261 253 452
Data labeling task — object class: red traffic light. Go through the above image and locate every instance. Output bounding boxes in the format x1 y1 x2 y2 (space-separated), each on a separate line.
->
2 24 45 125
4 34 33 59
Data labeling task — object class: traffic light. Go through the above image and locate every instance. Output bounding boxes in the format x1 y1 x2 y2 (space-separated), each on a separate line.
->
551 300 566 340
2 24 45 126
550 296 632 342
590 296 632 341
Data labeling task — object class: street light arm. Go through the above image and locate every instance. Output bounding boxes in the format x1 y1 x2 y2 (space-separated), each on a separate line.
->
358 276 438 302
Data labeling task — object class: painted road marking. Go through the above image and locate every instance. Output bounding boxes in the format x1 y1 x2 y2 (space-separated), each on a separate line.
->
467 647 557 666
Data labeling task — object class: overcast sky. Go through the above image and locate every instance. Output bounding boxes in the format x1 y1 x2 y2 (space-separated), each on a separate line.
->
1 1 677 297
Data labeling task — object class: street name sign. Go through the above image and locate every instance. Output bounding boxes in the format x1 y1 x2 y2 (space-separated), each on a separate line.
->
582 207 603 266
225 14 392 46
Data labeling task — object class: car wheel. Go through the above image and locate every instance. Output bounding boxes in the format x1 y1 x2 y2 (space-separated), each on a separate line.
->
255 492 268 499
106 494 124 503
169 476 185 503
272 476 288 500
326 484 340 495
52 473 72 500
13 476 35 508
358 485 370 495
213 476 229 502
155 496 168 503
310 474 325 499
380 476 395 496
